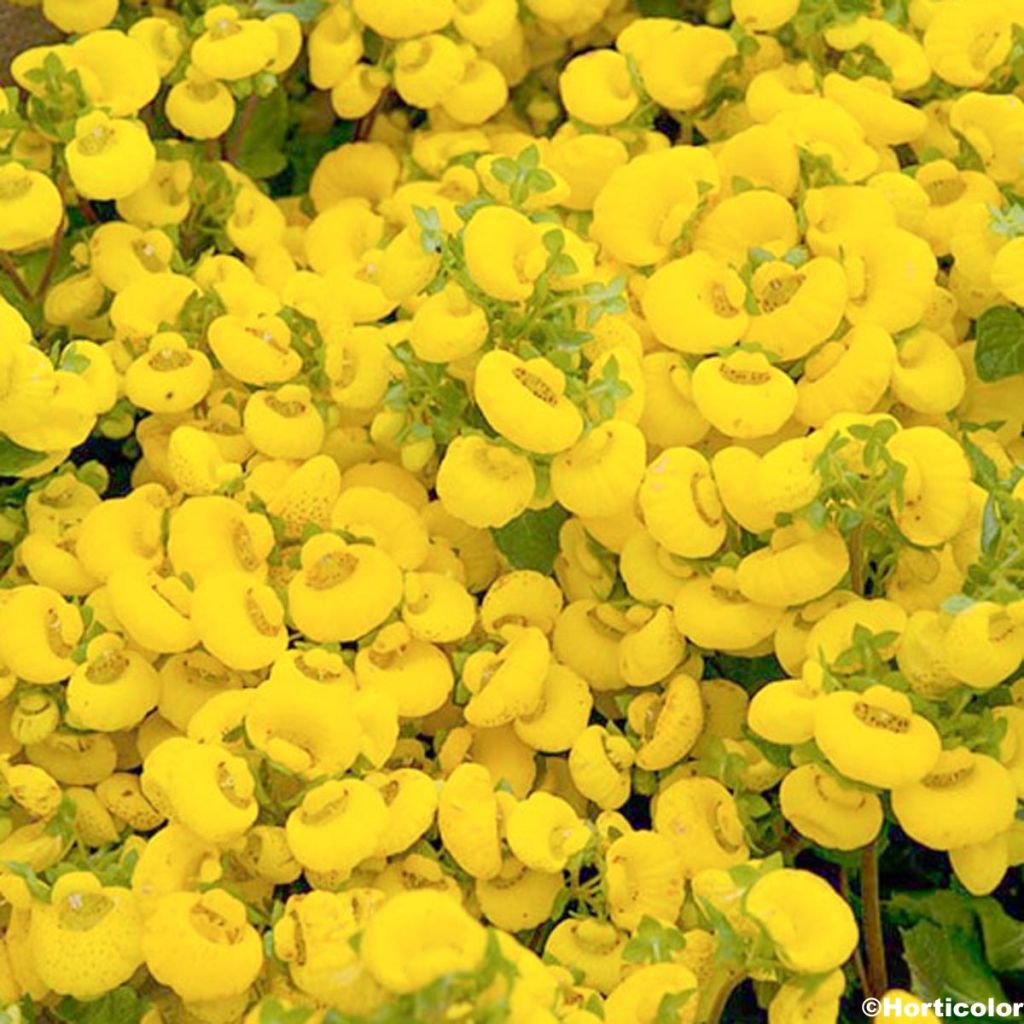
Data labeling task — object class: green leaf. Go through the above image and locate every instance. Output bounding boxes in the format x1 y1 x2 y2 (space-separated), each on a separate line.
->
623 916 687 964
975 306 1024 382
258 998 315 1024
491 504 569 574
901 920 1005 1005
235 89 290 180
54 987 144 1024
0 436 47 477
2 861 51 903
974 898 1024 973
252 0 326 22
656 990 694 1024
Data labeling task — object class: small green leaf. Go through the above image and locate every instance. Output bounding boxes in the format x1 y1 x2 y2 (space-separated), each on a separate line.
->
0 436 47 477
252 0 327 22
54 986 144 1024
491 504 569 575
975 306 1024 382
234 89 290 180
974 898 1024 973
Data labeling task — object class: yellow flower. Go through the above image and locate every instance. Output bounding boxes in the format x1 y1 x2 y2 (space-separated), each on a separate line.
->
618 606 686 689
167 496 273 584
950 833 1011 897
142 889 262 1003
0 584 82 684
795 324 896 427
438 762 503 879
591 146 719 266
0 163 63 252
551 421 646 518
560 51 638 127
773 98 879 182
674 568 783 652
166 70 237 141
923 0 1013 86
66 634 159 732
814 684 941 789
628 21 737 112
355 622 453 717
463 626 549 727
287 778 387 875
29 872 142 1000
629 673 703 770
474 350 584 454
354 0 454 39
439 58 509 125
732 0 797 30
745 868 858 974
748 675 822 746
476 856 563 932
604 962 698 1024
208 312 302 385
5 763 61 820
361 891 487 994
192 5 278 81
245 671 360 779
42 0 118 33
464 205 546 302
653 778 747 876
145 737 257 844
823 73 928 147
191 572 288 671
545 918 626 995
891 748 1017 851
843 227 937 333
638 352 710 449
273 890 367 1004
125 333 213 414
691 350 796 440
742 257 848 362
506 792 590 872
71 29 161 118
288 532 403 643
943 601 1024 690
394 34 466 108
410 282 488 363
569 725 635 810
768 970 845 1024
514 662 592 752
886 426 972 546
780 763 883 851
736 523 849 609
638 446 725 558
642 253 748 355
65 112 156 202
605 830 685 931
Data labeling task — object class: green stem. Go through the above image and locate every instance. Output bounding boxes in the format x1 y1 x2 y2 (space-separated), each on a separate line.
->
0 253 31 304
861 841 888 997
704 972 743 1024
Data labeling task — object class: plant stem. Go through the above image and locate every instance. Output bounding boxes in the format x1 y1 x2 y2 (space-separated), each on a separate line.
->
0 253 32 304
705 972 743 1024
861 841 888 997
840 867 872 1000
35 218 66 300
226 94 258 164
848 525 864 595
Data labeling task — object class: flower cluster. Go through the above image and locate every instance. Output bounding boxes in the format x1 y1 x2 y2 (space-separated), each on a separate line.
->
0 0 1023 1022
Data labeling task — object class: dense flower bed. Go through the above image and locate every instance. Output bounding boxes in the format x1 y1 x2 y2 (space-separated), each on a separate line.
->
0 0 1023 1022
